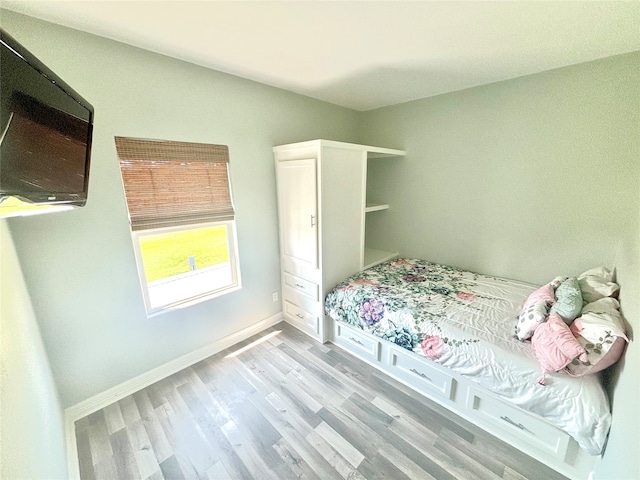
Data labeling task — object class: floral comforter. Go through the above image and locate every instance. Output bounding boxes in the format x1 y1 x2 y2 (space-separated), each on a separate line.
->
325 258 611 455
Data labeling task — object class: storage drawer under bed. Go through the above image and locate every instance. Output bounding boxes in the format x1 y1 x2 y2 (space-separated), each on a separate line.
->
387 346 456 401
327 320 594 479
465 385 570 460
333 322 381 362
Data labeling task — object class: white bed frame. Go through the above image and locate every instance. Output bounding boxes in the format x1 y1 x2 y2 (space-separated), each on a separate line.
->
326 318 599 480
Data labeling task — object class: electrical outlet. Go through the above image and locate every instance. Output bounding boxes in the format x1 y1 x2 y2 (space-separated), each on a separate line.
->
272 292 279 302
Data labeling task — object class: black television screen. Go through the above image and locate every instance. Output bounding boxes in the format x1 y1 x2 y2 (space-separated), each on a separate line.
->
0 28 94 214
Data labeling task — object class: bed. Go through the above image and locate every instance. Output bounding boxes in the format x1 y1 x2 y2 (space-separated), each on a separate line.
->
324 258 625 478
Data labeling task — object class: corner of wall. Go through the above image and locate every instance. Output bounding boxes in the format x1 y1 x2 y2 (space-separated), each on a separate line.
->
0 220 68 480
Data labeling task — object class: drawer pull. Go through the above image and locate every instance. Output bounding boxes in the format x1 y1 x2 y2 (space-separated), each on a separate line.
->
349 336 364 346
295 283 305 289
295 313 305 319
410 368 432 382
500 415 528 432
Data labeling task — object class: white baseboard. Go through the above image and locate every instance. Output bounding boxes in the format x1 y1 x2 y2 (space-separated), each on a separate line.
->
65 312 283 479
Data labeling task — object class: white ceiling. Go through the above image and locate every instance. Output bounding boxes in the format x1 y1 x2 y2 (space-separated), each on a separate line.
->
2 1 639 111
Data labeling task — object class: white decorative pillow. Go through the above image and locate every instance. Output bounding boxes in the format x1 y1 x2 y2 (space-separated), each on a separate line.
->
582 297 622 318
568 337 626 376
579 266 613 281
566 298 628 376
577 267 619 303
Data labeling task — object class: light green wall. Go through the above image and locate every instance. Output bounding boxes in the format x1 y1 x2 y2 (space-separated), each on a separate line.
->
359 53 640 479
1 9 360 409
0 221 68 480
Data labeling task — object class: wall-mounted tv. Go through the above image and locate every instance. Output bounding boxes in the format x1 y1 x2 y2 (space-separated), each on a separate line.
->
0 28 94 218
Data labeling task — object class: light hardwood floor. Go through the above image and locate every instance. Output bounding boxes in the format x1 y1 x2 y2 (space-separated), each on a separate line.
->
75 322 568 480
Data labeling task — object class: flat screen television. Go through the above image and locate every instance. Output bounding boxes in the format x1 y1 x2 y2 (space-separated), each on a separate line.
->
0 28 94 217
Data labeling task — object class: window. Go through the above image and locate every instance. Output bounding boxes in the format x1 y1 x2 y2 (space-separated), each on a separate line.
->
115 137 241 316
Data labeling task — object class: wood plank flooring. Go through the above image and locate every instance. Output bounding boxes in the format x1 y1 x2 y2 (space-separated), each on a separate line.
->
75 322 568 480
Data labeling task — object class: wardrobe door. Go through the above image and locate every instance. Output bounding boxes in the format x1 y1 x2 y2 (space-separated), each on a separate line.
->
276 158 318 269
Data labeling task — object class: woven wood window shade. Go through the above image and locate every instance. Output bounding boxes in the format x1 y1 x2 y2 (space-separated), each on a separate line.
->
115 137 234 230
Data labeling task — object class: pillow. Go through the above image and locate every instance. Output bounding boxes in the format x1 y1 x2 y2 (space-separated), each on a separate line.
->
579 266 613 282
515 284 555 341
577 266 620 303
565 298 628 376
549 276 567 289
581 297 622 319
524 283 556 305
531 312 587 385
516 301 550 341
567 337 626 376
550 277 583 324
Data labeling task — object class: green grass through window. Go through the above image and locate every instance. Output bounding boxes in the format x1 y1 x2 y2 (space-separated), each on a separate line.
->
139 225 229 282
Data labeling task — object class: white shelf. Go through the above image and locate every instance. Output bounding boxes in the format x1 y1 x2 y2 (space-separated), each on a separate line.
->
363 248 398 270
366 147 405 159
365 203 389 213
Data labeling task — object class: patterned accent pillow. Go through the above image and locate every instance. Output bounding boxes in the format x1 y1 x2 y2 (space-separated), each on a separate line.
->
532 312 587 385
550 277 583 324
516 301 549 341
515 284 555 341
566 297 628 376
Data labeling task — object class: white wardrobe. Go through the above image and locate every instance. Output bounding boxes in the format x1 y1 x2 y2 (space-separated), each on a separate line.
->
274 139 405 342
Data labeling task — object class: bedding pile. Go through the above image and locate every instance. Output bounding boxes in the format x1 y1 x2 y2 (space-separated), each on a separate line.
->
325 258 623 455
517 268 627 385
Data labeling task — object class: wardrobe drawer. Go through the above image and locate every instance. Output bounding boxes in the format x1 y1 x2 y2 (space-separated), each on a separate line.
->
284 301 319 334
283 272 319 301
281 257 321 284
282 286 319 313
465 386 570 459
387 347 455 401
334 322 381 362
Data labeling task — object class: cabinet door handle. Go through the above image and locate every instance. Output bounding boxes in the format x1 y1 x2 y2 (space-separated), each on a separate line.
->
310 214 316 227
295 283 305 289
295 313 305 319
500 415 528 431
410 368 432 382
349 337 364 346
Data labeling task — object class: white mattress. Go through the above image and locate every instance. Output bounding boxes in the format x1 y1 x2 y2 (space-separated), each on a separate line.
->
324 258 611 455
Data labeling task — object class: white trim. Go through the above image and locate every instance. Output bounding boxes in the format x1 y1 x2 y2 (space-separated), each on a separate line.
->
272 139 405 158
130 220 242 317
64 312 283 479
65 412 80 480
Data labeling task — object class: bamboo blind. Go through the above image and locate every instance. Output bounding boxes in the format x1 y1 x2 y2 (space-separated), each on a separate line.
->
115 137 234 230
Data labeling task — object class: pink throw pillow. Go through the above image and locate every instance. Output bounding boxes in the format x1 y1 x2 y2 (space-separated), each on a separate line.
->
531 312 587 385
526 284 555 305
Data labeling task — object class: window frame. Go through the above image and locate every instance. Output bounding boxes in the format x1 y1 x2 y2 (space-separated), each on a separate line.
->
114 136 241 317
131 219 242 317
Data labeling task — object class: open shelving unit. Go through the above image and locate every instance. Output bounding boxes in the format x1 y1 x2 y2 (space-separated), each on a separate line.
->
363 247 398 270
361 146 404 270
364 203 390 213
